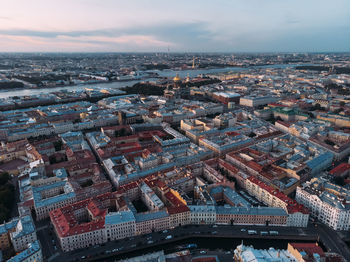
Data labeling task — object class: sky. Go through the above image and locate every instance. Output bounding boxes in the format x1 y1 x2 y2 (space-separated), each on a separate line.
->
0 0 349 52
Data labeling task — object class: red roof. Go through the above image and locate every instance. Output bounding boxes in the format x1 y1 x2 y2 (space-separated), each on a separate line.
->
167 205 190 215
219 159 238 173
248 176 308 214
276 120 292 128
50 192 115 237
192 257 217 262
269 103 289 108
330 163 350 177
164 191 190 214
289 243 325 258
225 131 240 137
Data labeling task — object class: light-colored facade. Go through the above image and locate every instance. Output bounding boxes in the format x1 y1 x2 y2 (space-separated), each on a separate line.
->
245 176 309 227
7 240 43 262
240 96 277 107
189 205 216 224
296 183 350 231
0 216 37 253
234 243 297 262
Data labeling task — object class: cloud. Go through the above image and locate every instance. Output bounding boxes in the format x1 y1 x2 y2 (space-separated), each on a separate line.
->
0 21 215 51
0 17 349 52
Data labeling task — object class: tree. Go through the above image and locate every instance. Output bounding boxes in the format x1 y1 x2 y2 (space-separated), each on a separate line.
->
0 172 10 186
115 128 128 137
49 155 57 164
314 103 322 110
333 108 342 114
248 132 256 138
80 179 93 188
334 176 345 186
266 115 276 124
0 177 15 222
340 101 345 107
324 139 335 146
53 140 63 151
275 116 283 122
119 128 127 137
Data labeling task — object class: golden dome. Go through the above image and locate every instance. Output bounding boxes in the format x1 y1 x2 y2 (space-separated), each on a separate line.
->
173 73 181 82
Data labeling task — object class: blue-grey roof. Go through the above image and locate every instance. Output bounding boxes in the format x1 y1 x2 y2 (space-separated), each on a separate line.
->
10 216 35 240
210 186 223 195
215 206 287 216
189 205 216 213
135 211 169 222
306 152 333 169
223 188 251 207
33 181 76 208
7 240 41 262
105 211 135 225
0 219 17 235
53 168 68 179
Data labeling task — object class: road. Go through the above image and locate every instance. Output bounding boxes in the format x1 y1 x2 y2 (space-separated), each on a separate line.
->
44 224 320 262
316 223 350 261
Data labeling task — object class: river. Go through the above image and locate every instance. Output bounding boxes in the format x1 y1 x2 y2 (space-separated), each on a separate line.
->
97 237 319 262
0 64 307 99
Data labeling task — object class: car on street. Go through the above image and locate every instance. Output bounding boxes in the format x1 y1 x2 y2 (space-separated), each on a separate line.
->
200 251 206 254
248 230 257 235
240 228 246 232
165 235 173 240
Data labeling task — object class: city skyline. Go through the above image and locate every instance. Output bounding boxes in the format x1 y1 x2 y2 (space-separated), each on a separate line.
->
0 0 349 52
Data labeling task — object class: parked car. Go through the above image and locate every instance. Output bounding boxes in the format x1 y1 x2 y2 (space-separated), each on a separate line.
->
248 230 257 235
260 231 268 236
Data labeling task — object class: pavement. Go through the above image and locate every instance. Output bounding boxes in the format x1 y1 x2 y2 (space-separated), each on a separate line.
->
315 222 350 261
35 220 60 260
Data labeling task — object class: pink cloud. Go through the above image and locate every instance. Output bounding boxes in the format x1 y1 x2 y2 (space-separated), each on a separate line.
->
0 33 174 52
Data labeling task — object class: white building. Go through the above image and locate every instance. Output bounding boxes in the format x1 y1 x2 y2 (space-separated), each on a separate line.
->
33 181 77 221
233 243 297 262
140 182 165 211
10 216 37 252
240 95 278 107
245 176 309 227
189 205 216 224
104 211 136 241
7 240 43 262
296 181 350 231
